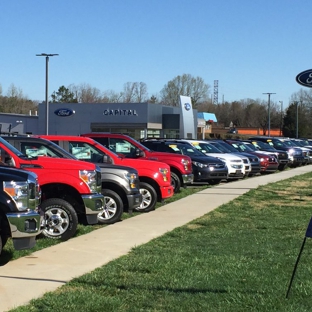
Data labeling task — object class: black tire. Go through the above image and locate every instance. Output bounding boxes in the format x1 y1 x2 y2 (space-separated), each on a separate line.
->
99 189 124 224
1 235 7 250
208 179 221 185
171 172 181 193
40 198 78 241
0 235 2 256
278 164 287 171
0 216 9 251
135 182 157 212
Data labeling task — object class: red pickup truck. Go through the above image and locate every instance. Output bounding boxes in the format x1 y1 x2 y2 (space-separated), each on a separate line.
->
40 135 174 212
81 133 194 193
0 136 104 241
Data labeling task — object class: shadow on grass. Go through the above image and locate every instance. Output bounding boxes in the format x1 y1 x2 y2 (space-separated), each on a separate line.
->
0 275 67 283
115 284 229 294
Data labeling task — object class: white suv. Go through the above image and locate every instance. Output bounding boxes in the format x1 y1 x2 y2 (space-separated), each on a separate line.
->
181 140 246 180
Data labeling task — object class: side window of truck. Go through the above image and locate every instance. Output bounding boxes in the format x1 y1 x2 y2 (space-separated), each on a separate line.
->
109 139 136 158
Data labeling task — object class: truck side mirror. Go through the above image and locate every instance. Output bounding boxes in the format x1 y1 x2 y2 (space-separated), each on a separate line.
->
136 149 144 157
103 155 113 164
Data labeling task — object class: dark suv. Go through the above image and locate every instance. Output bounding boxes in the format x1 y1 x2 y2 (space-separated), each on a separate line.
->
249 137 304 167
242 139 289 171
141 140 228 185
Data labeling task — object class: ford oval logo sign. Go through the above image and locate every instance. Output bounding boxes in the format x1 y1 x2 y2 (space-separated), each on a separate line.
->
54 108 75 117
296 69 312 88
184 103 191 111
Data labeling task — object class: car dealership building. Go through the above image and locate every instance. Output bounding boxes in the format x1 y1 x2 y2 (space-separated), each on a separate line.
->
0 96 217 140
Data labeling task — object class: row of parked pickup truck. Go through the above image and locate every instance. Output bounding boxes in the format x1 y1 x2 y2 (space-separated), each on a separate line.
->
1 133 310 256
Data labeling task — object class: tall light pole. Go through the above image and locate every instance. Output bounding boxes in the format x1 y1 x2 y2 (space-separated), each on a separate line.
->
295 101 303 139
263 92 276 136
36 53 59 134
279 101 283 136
296 101 299 138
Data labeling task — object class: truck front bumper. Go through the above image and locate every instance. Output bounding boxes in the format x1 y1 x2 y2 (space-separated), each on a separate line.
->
182 173 194 185
160 185 174 200
127 193 143 210
82 193 105 225
7 210 42 251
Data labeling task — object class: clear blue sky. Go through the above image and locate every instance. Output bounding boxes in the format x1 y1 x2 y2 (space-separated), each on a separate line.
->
1 0 311 108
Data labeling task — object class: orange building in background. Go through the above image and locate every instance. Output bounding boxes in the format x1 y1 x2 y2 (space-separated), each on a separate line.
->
205 126 283 138
237 128 282 136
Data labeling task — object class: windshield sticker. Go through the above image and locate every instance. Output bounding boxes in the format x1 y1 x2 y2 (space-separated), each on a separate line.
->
72 147 91 159
25 148 47 157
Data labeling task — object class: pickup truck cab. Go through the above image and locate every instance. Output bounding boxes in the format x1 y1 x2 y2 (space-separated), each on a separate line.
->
5 136 142 224
0 166 42 255
0 136 104 241
40 135 173 213
81 133 194 193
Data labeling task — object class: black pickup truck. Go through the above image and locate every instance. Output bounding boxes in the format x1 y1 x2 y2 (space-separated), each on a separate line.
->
0 165 42 255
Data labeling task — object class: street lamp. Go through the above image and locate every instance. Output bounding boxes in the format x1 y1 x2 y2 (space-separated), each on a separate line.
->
36 53 59 135
263 92 276 136
279 101 283 136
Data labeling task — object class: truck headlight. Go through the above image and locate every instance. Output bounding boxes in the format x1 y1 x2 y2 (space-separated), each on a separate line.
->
124 172 138 189
181 158 190 170
80 170 99 192
159 168 169 182
4 181 29 211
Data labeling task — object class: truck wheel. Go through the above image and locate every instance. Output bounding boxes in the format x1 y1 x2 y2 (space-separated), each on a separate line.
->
40 198 78 241
136 182 157 212
0 216 8 250
98 189 124 224
171 172 181 193
208 179 221 185
278 164 287 171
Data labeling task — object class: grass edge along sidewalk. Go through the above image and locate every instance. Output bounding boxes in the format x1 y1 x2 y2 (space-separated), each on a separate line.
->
6 167 312 312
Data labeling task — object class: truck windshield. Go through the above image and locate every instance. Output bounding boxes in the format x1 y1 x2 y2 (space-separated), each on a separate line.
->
0 137 25 157
69 141 117 163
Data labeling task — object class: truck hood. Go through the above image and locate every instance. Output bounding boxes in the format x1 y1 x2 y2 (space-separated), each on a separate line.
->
28 156 97 171
118 158 170 170
96 163 138 174
145 150 191 161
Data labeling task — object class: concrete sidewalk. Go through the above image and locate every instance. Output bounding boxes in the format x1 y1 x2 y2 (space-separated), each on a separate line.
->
1 166 312 311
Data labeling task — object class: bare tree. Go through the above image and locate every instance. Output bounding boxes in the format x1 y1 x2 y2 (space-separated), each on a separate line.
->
0 84 37 114
160 74 210 107
103 90 123 103
120 82 148 103
134 82 148 103
69 83 102 103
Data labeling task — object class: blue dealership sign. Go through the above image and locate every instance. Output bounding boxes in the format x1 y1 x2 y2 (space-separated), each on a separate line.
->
296 69 312 88
54 108 75 117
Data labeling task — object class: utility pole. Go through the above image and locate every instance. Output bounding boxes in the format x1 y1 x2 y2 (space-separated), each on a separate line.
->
36 53 59 135
263 92 276 136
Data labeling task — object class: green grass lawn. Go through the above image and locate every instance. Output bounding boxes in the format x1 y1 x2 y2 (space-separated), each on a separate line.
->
8 173 312 311
0 184 210 264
